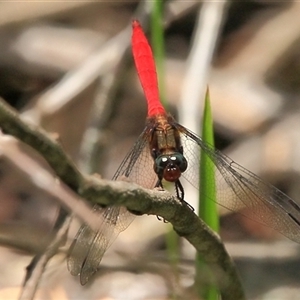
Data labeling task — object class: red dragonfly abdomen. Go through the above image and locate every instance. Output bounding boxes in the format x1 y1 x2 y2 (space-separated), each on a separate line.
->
132 20 165 117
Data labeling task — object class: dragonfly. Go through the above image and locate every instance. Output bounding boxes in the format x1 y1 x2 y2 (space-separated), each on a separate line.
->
68 20 300 285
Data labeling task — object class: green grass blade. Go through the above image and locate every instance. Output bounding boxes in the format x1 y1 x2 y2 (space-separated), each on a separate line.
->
196 87 220 299
199 87 219 231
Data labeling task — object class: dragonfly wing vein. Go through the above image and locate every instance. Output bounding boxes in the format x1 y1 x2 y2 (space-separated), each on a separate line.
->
68 129 158 284
174 122 300 242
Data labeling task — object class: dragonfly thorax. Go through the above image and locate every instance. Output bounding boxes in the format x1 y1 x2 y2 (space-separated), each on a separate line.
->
154 153 188 182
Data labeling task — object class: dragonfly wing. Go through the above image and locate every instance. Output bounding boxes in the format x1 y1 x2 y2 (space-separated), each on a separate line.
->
79 205 125 285
68 205 135 284
68 129 158 283
112 129 158 188
175 123 300 243
68 206 113 279
68 222 95 276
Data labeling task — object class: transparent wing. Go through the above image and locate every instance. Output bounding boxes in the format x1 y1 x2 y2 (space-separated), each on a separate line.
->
174 122 300 243
68 206 128 285
68 129 158 284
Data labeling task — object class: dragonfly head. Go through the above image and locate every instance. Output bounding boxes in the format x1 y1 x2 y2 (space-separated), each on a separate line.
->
154 153 188 182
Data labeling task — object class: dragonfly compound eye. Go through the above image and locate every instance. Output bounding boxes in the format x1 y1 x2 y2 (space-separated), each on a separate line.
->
154 153 188 182
154 155 169 179
170 153 188 173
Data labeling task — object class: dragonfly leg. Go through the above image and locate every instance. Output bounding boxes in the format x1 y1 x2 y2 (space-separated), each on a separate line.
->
155 179 163 188
175 179 184 200
154 179 168 222
175 180 194 211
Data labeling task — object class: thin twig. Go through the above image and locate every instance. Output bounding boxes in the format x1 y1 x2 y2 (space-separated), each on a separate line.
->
0 134 101 232
78 74 113 173
164 0 199 25
18 217 71 300
22 26 131 124
77 1 150 174
179 1 228 133
78 63 124 174
0 98 84 192
21 0 150 125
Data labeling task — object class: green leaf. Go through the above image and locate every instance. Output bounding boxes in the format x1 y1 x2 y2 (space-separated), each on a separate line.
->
196 87 220 300
199 87 219 231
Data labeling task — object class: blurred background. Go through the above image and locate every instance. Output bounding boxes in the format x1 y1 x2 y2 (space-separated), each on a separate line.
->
1 1 300 299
